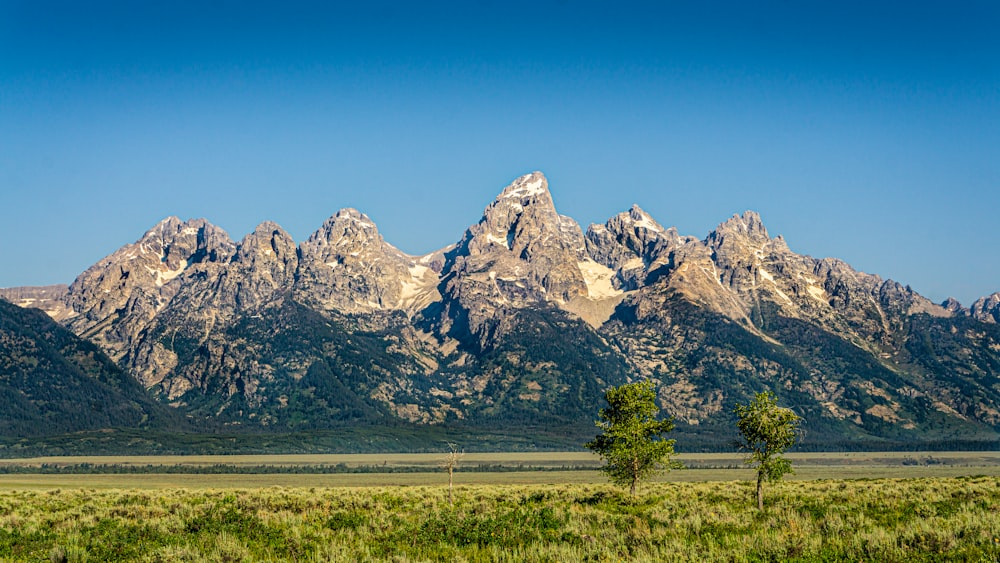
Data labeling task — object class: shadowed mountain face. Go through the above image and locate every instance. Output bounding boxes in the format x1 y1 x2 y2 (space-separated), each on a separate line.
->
0 298 181 437
6 172 1000 449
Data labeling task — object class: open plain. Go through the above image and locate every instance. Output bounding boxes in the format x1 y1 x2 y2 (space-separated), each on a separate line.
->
2 452 1000 561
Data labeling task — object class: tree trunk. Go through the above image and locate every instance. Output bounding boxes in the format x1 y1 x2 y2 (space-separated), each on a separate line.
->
756 471 764 511
631 456 639 497
448 467 454 505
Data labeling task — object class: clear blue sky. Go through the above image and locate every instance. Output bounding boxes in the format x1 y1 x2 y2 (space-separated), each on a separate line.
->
1 1 997 305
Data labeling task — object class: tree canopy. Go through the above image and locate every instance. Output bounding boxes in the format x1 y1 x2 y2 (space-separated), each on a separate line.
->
585 381 676 496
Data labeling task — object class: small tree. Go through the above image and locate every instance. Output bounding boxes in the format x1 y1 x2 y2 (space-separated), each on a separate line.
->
440 442 464 505
735 391 802 510
585 381 677 496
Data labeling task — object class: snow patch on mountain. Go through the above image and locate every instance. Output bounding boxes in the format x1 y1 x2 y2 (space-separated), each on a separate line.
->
500 172 547 200
578 260 623 299
807 284 827 301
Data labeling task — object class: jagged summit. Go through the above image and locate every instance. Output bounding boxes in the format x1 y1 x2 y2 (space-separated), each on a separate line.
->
235 221 297 269
463 172 582 258
333 207 377 225
972 292 1000 323
625 204 665 233
148 215 183 232
230 222 298 309
295 207 422 315
710 210 770 242
498 171 549 201
585 204 687 292
307 208 380 243
59 217 236 363
942 297 964 314
431 172 590 348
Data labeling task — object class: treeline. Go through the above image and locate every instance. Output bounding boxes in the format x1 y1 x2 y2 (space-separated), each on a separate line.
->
0 462 598 475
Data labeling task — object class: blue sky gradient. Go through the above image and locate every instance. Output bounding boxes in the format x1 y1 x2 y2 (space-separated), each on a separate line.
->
1 1 997 305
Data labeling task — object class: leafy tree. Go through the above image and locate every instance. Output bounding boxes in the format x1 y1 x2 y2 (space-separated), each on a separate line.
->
585 381 677 496
735 391 802 510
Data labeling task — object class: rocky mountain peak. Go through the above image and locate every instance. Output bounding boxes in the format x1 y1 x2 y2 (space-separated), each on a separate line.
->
335 207 376 223
705 211 778 277
942 297 965 314
60 217 236 361
433 173 589 348
236 221 296 262
150 215 183 233
585 204 684 291
461 171 585 263
971 292 1000 323
67 216 235 302
299 208 396 263
306 208 381 245
709 211 770 244
295 208 431 315
141 217 235 267
230 222 299 308
497 171 550 202
626 204 665 232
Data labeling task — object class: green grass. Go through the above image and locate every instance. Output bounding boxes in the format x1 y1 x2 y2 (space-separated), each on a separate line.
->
2 478 1000 561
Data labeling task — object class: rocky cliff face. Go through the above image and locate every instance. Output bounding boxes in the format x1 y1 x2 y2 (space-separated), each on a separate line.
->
61 217 236 362
431 172 612 348
585 204 689 290
0 285 72 320
295 208 440 316
118 222 299 398
7 171 1000 447
971 293 1000 324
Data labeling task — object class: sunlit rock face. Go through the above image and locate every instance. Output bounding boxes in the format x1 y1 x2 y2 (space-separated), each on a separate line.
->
972 293 1000 324
295 208 438 315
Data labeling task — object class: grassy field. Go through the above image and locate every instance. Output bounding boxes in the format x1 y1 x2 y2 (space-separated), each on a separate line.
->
2 477 999 561
3 453 1000 560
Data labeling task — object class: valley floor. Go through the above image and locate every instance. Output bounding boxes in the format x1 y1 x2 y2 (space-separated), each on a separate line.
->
3 451 1000 489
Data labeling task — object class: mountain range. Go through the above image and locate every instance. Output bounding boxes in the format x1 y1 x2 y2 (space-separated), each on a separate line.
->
3 171 1000 452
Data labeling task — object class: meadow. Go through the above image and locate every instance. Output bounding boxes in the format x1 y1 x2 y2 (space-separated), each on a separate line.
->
2 453 1000 561
2 478 1000 561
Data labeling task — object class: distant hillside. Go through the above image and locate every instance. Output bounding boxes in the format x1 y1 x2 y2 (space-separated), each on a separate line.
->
0 298 182 440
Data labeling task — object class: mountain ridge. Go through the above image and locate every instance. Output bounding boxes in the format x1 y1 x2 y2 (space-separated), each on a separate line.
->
3 171 999 450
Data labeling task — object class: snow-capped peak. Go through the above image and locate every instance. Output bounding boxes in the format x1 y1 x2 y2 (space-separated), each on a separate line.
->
500 172 548 200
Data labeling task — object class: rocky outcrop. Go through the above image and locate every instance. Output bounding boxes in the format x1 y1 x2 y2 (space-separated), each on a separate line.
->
971 293 1000 323
295 209 441 316
0 284 73 320
942 297 965 314
62 217 236 361
119 222 299 394
230 221 299 310
585 204 691 290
